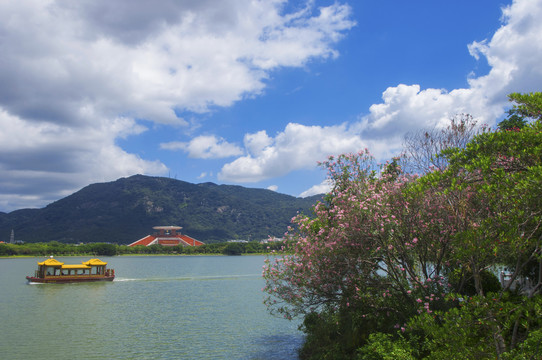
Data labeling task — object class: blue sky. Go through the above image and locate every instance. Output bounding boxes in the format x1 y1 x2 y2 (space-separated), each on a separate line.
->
1 0 541 212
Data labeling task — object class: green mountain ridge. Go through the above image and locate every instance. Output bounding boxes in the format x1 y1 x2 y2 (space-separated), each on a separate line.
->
0 175 321 244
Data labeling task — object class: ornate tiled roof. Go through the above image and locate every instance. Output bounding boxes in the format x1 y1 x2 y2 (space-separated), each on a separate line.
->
128 229 204 247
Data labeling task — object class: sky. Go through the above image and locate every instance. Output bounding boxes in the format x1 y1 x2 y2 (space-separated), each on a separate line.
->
1 0 541 213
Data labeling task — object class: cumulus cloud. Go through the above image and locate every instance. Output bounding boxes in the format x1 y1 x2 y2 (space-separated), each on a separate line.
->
349 84 497 159
0 0 354 211
299 179 333 198
356 0 542 157
219 123 366 182
219 0 542 194
161 135 243 159
0 0 354 124
467 0 542 96
0 109 167 211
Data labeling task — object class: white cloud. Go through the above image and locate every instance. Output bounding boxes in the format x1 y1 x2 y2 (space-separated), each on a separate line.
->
0 0 354 124
267 185 279 192
0 109 167 211
244 131 274 157
219 123 366 182
161 135 243 159
467 0 542 96
353 0 542 159
0 0 354 211
221 0 542 186
351 84 496 159
299 179 333 198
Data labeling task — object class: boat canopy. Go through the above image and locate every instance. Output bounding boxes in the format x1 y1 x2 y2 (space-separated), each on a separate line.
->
37 258 107 267
83 259 108 266
61 264 91 269
38 258 64 266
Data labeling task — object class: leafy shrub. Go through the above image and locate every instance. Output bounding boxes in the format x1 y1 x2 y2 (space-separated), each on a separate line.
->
448 269 502 296
222 242 244 255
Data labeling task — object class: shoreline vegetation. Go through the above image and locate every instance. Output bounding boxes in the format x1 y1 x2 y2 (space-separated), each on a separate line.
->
263 93 542 359
0 240 290 258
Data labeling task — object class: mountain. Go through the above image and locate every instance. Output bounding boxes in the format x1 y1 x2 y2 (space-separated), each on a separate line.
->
0 175 322 244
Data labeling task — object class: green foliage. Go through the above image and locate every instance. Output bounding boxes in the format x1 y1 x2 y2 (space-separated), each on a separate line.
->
87 243 118 256
299 308 419 360
222 242 244 255
0 240 285 257
264 93 542 360
440 116 542 295
404 293 542 359
507 92 542 120
498 113 527 131
448 269 502 296
0 243 15 256
501 329 542 360
298 311 346 360
356 333 416 360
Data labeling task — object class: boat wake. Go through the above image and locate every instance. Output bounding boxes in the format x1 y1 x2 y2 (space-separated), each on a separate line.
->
114 274 261 282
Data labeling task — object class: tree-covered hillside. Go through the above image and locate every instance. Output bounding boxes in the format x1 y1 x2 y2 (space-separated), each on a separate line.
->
0 175 320 244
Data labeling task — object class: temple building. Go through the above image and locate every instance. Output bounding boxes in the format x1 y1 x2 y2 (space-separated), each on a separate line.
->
128 226 204 247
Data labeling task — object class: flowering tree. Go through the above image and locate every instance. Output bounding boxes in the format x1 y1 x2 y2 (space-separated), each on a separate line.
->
264 93 542 359
263 150 456 331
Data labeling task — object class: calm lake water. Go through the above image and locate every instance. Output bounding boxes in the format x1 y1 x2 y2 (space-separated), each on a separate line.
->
0 255 303 359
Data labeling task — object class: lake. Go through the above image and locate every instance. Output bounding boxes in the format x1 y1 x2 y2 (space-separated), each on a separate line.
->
0 255 303 359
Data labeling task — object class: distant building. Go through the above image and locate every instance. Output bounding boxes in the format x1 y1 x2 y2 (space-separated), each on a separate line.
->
260 237 284 243
128 226 204 247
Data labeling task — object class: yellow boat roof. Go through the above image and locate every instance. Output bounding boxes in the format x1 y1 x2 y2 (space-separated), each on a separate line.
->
38 258 64 266
82 258 108 266
61 264 91 269
37 258 107 267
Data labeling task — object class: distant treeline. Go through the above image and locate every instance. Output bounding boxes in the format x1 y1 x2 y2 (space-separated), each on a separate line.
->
0 240 289 257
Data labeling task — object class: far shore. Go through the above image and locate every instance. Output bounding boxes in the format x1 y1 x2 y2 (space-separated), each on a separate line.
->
1 252 272 259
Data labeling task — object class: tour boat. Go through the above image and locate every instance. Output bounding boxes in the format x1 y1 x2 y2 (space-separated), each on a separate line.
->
26 257 115 283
